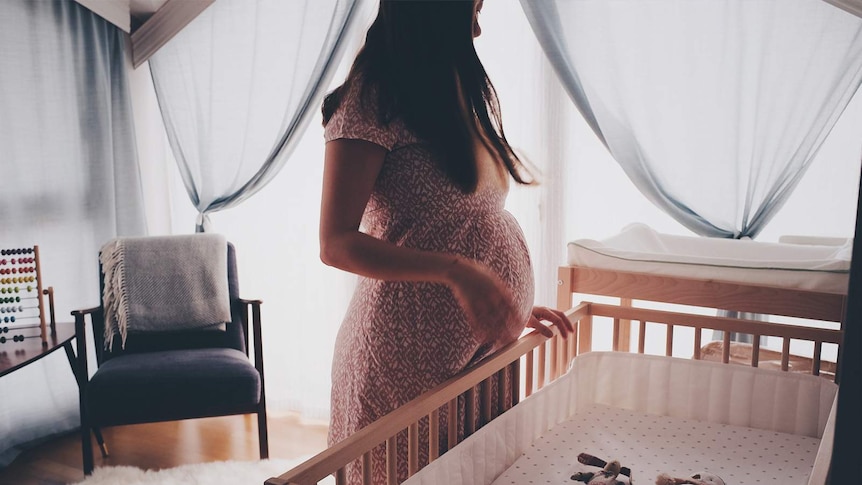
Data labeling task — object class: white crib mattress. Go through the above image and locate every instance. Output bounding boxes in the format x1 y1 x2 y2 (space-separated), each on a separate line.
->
491 403 821 485
567 223 850 293
404 352 837 485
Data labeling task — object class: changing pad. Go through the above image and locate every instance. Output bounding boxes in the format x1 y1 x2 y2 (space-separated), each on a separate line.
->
567 223 851 293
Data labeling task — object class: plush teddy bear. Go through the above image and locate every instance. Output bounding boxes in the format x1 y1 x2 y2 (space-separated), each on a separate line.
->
571 452 633 485
655 471 726 485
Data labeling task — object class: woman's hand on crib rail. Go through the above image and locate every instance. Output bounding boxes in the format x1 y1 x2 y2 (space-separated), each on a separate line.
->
527 306 574 338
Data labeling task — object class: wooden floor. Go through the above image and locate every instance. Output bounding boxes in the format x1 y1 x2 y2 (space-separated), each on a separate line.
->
0 413 329 485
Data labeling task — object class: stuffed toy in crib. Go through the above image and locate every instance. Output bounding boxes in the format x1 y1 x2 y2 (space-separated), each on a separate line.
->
571 452 633 485
655 471 726 485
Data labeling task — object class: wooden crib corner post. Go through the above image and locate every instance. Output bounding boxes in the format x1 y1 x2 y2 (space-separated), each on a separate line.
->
556 267 572 312
558 267 593 354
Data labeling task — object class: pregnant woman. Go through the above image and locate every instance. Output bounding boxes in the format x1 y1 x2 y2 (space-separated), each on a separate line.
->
319 1 573 483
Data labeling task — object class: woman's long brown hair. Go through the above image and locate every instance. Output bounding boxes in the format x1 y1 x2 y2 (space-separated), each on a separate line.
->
322 0 532 193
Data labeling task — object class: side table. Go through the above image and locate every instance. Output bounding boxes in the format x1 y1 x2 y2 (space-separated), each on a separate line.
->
0 321 108 457
0 321 76 378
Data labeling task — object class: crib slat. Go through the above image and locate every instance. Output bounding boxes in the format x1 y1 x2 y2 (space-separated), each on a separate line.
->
480 378 491 427
408 422 418 476
429 409 439 462
560 335 568 374
466 387 477 436
496 368 507 415
538 341 547 390
813 341 822 376
722 331 731 364
638 321 645 354
525 350 534 397
752 335 761 368
665 323 674 357
336 467 346 485
619 298 632 352
571 321 579 360
386 436 397 485
510 360 521 407
781 337 791 371
613 318 621 352
561 331 569 367
362 452 372 485
578 314 593 354
447 399 457 451
693 327 702 360
550 335 560 381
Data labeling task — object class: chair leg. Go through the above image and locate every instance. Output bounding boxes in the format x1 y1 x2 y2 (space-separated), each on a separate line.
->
82 423 94 475
93 427 109 457
257 407 269 459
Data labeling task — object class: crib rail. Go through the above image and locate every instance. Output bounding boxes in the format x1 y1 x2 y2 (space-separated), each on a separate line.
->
266 303 590 485
587 302 842 380
268 299 841 485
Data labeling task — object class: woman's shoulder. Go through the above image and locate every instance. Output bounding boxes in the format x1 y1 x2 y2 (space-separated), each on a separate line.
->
323 77 417 151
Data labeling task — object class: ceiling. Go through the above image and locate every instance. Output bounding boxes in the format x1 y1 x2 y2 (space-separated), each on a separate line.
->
129 0 170 31
74 0 213 67
75 0 168 33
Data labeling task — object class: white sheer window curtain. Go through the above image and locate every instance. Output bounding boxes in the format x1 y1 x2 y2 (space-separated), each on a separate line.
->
521 0 862 239
149 0 360 232
0 0 146 465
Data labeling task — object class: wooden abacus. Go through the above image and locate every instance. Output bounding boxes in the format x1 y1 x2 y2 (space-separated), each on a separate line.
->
0 245 54 346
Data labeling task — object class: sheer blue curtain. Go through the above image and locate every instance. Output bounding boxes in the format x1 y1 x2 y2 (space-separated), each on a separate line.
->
0 0 146 465
149 0 360 232
521 0 862 239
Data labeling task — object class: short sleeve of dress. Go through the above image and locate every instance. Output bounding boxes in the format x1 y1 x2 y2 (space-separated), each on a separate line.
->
324 81 401 151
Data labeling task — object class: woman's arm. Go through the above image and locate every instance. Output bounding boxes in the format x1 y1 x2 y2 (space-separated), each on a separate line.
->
319 138 468 282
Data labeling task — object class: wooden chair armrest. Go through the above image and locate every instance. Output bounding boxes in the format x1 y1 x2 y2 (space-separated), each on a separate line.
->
71 306 101 317
237 297 263 306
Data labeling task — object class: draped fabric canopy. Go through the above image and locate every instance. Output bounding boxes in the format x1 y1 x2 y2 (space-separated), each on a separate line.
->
521 0 862 238
149 0 360 232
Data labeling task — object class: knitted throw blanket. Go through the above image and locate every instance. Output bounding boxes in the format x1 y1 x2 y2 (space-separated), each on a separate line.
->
100 234 232 350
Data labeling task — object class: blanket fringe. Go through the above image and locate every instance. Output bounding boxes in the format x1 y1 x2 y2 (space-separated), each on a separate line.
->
100 239 130 351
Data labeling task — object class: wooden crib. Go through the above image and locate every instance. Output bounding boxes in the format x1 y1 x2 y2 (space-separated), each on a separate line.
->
266 264 845 485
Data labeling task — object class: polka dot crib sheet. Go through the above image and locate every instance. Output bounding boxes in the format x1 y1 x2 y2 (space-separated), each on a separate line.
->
491 403 821 485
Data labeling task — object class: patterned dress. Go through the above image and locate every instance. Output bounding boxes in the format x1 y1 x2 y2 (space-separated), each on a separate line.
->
324 81 534 484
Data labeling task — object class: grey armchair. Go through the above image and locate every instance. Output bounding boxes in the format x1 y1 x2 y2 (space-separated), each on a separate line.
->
72 241 268 474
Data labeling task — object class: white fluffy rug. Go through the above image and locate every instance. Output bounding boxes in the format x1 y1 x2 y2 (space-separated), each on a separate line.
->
68 457 336 485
